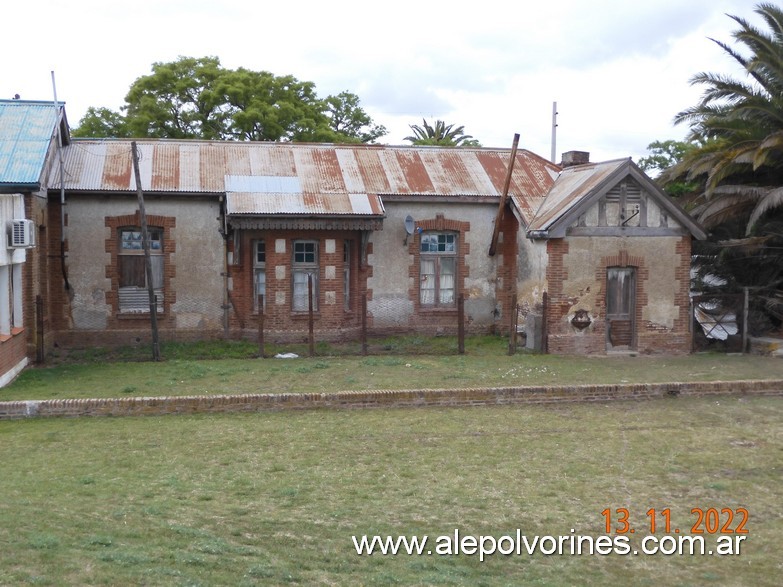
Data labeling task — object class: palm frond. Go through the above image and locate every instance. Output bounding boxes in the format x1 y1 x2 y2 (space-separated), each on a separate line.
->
747 186 783 234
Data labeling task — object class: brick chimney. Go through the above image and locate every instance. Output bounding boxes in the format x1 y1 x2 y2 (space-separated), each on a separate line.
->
560 151 590 167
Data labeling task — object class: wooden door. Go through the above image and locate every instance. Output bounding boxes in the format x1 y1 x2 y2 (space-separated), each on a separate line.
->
606 267 636 350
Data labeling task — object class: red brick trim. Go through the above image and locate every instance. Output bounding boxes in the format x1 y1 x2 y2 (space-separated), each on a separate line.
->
407 214 470 318
2 380 781 419
104 213 176 326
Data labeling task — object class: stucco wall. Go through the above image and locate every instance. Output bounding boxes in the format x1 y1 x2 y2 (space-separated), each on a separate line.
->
545 235 692 355
560 236 681 327
64 196 224 333
368 202 501 331
516 236 548 314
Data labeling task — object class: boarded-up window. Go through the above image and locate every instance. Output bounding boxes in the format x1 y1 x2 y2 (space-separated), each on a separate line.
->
118 228 164 313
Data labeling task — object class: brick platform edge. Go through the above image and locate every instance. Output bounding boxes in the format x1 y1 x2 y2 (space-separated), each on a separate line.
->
1 380 782 420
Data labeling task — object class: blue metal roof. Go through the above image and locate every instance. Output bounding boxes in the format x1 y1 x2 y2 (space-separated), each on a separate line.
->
0 100 64 192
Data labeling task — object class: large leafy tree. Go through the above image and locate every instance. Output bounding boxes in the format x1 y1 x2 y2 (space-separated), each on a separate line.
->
638 139 700 198
404 119 481 147
657 3 783 329
72 56 386 144
323 91 387 144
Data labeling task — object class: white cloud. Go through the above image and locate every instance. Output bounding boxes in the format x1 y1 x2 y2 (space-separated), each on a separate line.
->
2 0 762 162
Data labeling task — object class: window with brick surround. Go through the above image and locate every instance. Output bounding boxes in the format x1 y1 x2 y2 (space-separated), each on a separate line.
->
254 240 266 311
118 227 163 313
292 240 318 311
420 232 457 307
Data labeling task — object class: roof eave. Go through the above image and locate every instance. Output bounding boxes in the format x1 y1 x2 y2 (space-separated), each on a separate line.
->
0 183 39 194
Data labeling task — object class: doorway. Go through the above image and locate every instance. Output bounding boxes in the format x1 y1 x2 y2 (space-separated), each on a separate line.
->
606 267 636 350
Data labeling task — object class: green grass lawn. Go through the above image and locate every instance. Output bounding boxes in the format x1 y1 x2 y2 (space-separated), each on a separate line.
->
2 336 781 401
1 396 781 585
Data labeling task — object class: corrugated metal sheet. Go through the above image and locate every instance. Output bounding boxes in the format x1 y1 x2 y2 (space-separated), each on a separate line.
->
226 192 384 216
0 100 62 189
52 140 559 220
526 159 630 232
225 175 302 194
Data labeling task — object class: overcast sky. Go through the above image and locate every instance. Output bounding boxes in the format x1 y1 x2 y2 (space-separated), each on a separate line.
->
3 0 762 163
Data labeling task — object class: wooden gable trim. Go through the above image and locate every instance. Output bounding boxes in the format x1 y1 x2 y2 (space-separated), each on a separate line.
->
539 161 706 240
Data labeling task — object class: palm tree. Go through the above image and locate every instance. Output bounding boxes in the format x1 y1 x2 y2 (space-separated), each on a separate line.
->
404 119 480 147
661 2 783 236
659 3 783 329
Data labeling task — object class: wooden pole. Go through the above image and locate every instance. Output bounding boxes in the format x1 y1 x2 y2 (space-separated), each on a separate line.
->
508 294 517 355
258 294 265 358
489 133 520 256
542 291 549 354
131 141 160 361
308 273 315 357
458 294 465 354
361 293 368 356
35 295 44 363
742 287 749 354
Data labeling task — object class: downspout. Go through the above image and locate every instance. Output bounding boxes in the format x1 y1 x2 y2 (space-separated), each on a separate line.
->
220 195 230 338
52 72 70 291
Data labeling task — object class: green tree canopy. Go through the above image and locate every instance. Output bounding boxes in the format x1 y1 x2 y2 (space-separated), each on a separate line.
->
638 139 701 198
72 56 387 144
404 119 481 147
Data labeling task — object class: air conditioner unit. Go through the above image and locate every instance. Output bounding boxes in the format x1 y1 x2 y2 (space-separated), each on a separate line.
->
8 219 35 249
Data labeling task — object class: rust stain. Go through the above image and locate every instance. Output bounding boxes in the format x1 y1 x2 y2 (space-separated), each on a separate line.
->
309 148 346 196
199 143 227 192
101 142 133 190
353 148 390 194
150 143 179 191
394 150 434 194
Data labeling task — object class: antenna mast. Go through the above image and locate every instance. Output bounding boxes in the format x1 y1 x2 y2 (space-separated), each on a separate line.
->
551 101 558 163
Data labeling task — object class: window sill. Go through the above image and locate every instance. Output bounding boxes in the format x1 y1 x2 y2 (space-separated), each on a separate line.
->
419 306 458 314
0 327 25 342
290 312 321 319
116 312 165 320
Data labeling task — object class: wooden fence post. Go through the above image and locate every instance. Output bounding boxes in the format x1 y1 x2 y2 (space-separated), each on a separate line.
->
308 274 315 357
361 294 368 356
258 295 265 358
458 294 465 354
508 294 517 356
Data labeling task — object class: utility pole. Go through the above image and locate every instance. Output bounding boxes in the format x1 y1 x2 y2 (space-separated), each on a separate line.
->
489 133 520 256
131 141 161 361
551 101 558 163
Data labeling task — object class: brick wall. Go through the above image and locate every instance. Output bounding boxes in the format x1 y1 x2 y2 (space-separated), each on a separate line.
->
1 379 780 419
227 229 367 342
24 192 51 361
495 207 518 335
0 329 27 382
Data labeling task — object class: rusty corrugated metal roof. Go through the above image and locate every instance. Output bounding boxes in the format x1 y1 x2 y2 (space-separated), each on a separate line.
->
526 159 629 233
52 140 559 220
226 190 384 216
0 100 65 191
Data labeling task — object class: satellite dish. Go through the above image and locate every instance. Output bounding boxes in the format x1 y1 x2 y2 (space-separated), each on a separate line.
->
404 215 415 235
403 215 415 245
